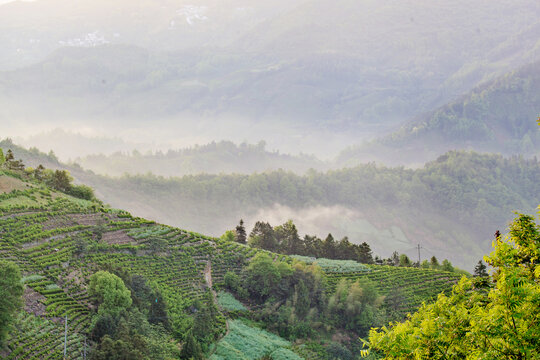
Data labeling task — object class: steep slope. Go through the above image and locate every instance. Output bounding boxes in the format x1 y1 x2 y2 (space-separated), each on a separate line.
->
2 139 539 269
1 0 539 145
0 170 461 359
338 60 540 165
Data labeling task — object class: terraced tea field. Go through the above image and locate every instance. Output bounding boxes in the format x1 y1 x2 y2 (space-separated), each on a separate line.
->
0 172 462 358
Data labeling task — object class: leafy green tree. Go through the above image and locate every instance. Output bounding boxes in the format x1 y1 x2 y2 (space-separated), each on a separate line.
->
441 259 454 272
327 342 354 360
328 278 382 335
90 334 146 360
390 251 400 266
4 149 14 164
68 184 95 200
180 331 203 360
224 271 240 293
0 261 23 343
33 164 45 181
88 271 132 316
0 148 4 167
399 254 412 267
367 212 540 359
235 219 247 244
244 253 281 301
221 230 236 242
49 169 72 192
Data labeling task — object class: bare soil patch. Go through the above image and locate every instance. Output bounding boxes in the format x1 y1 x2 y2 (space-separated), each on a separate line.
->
23 286 46 317
102 230 136 245
0 175 30 193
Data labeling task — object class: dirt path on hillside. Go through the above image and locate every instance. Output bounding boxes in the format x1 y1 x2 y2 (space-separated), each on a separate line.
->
203 260 230 358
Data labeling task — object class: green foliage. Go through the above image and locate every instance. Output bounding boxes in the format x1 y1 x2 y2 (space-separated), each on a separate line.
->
68 184 95 200
224 271 241 293
245 253 282 301
328 279 383 336
221 230 236 243
367 212 540 359
210 319 299 360
0 261 23 343
249 221 278 252
217 291 247 312
326 342 353 360
249 219 375 264
90 334 147 360
399 254 412 267
0 148 4 166
180 331 203 360
291 256 370 273
88 271 132 317
236 219 247 244
46 169 73 193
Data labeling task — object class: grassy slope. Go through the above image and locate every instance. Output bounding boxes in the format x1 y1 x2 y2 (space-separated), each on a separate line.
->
0 171 462 359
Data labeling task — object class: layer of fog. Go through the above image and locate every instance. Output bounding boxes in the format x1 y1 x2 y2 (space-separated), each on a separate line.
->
7 118 384 162
240 204 458 265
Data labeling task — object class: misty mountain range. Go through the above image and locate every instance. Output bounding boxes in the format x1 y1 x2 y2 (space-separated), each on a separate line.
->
1 0 539 156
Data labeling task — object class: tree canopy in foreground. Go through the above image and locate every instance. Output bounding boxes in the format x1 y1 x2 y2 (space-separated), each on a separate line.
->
366 210 540 359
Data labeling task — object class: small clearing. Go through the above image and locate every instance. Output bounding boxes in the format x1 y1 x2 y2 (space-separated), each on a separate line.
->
102 230 136 245
0 175 31 193
23 286 47 317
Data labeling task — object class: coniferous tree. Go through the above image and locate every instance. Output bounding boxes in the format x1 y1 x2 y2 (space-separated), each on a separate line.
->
33 164 45 181
473 260 488 278
322 234 336 258
430 256 440 269
473 260 490 288
4 149 14 163
235 219 247 244
274 220 301 254
358 242 374 264
249 221 277 251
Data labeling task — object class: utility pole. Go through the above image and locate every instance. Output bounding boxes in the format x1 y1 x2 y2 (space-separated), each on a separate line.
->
417 244 421 264
64 315 68 359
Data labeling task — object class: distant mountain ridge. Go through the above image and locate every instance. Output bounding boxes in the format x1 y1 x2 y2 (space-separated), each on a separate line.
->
2 138 539 269
1 0 539 148
338 60 540 166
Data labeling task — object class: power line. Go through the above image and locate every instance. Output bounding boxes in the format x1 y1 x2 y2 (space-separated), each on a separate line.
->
64 315 68 360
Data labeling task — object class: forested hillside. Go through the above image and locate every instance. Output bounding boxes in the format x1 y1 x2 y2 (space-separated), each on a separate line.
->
2 0 539 154
339 61 540 166
74 141 323 177
0 166 462 359
2 139 538 269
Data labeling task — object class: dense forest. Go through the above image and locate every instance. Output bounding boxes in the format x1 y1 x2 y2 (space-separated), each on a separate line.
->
2 138 539 269
0 156 537 359
0 164 467 359
339 62 540 166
